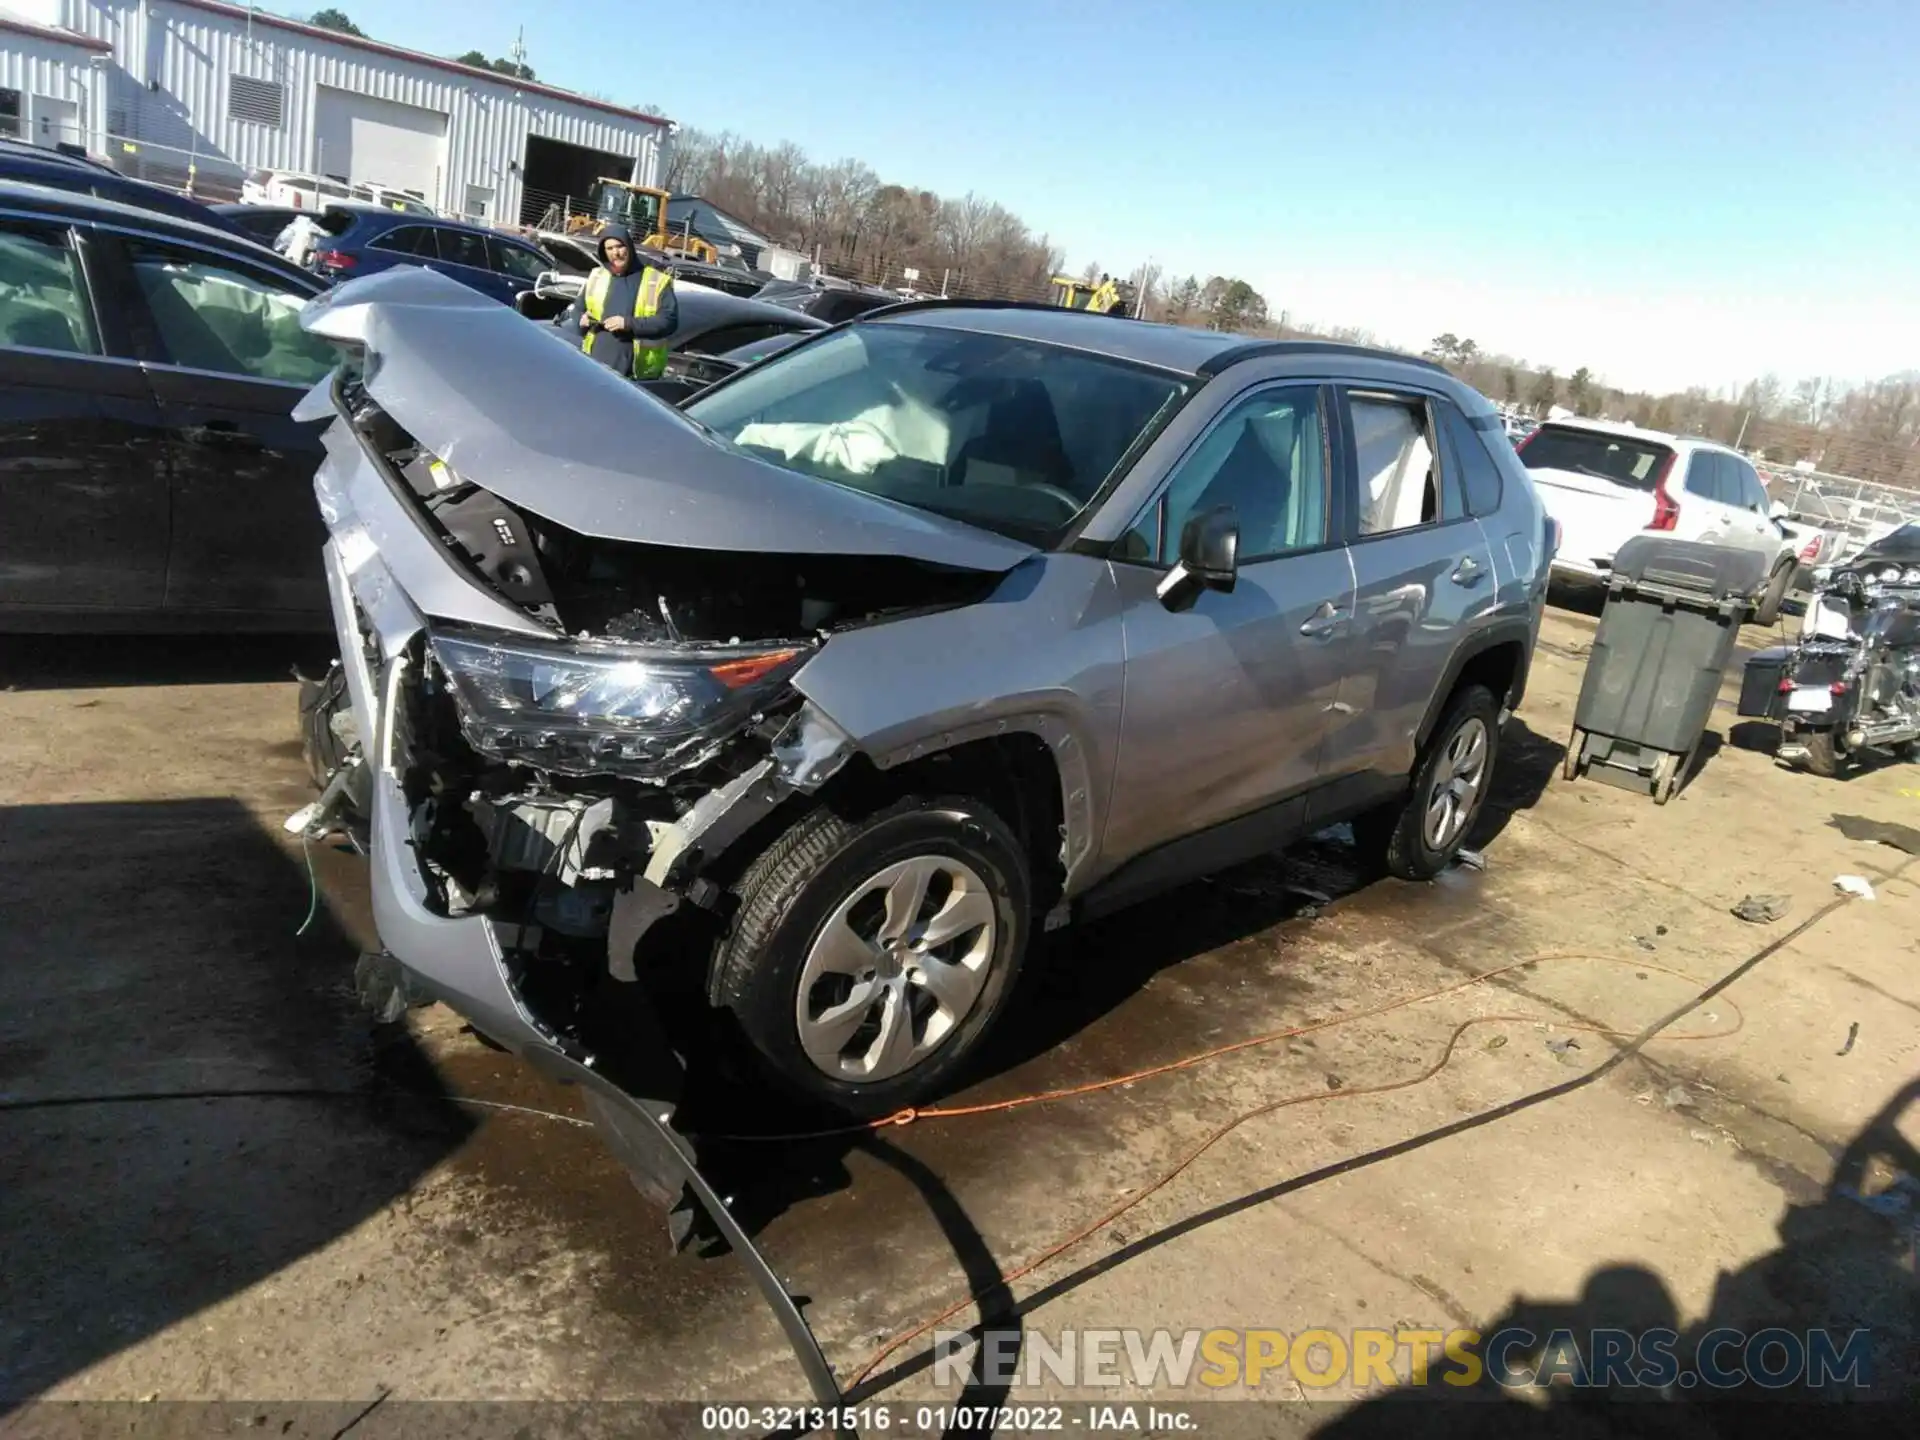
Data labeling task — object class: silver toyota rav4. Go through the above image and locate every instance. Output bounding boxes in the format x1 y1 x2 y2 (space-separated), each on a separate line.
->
295 268 1552 1119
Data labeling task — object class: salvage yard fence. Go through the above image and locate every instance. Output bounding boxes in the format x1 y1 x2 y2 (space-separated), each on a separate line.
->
96 131 252 203
1760 463 1920 558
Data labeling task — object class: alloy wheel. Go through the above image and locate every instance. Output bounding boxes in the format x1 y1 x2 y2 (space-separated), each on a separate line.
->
794 854 998 1082
1423 716 1490 852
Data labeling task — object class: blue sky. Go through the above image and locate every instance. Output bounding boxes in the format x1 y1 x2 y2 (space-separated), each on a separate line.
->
293 0 1918 396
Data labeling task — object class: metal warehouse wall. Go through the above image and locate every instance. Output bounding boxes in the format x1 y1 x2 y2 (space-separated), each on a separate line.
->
0 31 106 147
57 0 666 216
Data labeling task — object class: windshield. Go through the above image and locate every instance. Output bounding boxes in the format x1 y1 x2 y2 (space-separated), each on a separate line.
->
1518 425 1673 489
598 184 662 235
683 323 1188 544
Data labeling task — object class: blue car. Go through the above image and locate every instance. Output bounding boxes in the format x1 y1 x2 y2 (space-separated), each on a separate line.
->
307 206 554 306
0 139 248 237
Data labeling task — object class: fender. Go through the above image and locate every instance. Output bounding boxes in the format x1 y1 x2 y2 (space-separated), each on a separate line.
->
787 554 1128 897
1416 615 1538 749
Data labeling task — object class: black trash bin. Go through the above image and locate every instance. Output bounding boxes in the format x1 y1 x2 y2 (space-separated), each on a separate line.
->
1565 535 1770 804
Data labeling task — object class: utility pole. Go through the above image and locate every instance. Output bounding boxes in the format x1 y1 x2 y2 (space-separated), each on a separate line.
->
508 27 529 77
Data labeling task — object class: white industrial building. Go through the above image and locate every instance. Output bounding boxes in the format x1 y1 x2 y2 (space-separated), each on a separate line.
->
0 0 672 224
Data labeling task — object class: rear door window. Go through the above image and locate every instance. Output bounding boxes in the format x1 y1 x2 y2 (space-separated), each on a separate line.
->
1725 455 1751 506
1683 450 1720 500
488 238 549 282
0 221 98 354
1348 392 1447 534
371 225 436 257
435 227 492 271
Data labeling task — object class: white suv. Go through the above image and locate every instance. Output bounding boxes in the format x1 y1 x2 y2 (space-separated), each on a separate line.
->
1519 419 1799 623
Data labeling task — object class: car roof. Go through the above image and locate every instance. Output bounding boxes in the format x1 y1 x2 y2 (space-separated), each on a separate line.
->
861 301 1451 381
674 280 831 328
0 139 113 174
0 177 264 247
326 204 530 242
1535 416 1729 451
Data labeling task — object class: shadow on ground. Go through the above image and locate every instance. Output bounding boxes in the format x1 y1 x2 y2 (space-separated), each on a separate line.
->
0 797 471 1406
1 634 336 691
1548 578 1608 620
843 889 1920 1427
1308 1073 1920 1436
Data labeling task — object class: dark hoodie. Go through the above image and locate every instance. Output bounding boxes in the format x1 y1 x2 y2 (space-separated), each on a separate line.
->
563 228 679 377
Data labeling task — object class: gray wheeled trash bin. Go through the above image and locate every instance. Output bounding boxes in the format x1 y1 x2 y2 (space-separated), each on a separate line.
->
1565 535 1769 804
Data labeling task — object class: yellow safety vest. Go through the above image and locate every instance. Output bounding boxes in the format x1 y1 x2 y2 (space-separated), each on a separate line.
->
583 264 672 379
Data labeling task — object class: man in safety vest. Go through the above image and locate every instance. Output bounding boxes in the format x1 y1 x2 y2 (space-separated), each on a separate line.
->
566 227 678 380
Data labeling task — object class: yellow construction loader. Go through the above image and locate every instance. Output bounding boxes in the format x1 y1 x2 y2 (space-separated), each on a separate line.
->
565 178 719 264
1050 273 1136 316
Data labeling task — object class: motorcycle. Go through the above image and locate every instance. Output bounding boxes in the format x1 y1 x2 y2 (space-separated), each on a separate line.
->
1738 521 1920 777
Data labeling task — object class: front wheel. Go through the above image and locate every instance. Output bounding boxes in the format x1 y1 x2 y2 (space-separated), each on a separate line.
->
1354 685 1501 881
709 795 1031 1117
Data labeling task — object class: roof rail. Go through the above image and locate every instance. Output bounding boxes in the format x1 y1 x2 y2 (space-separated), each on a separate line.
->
1195 339 1448 377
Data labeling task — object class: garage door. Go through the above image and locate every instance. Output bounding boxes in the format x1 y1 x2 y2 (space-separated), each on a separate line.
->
313 87 448 206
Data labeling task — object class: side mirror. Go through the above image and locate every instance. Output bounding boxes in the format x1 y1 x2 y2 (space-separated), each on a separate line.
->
1156 506 1239 612
1769 500 1789 520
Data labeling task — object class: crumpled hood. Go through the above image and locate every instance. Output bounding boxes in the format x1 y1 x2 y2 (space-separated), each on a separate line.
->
295 267 1035 573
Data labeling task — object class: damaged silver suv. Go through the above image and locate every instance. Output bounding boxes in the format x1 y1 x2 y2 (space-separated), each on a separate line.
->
294 268 1551 1117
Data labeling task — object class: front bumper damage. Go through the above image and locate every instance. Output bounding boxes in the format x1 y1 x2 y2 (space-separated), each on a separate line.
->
306 420 857 1418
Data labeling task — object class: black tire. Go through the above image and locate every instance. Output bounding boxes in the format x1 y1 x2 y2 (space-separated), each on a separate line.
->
709 795 1031 1117
1893 739 1920 763
1799 729 1842 778
1753 561 1794 627
1354 684 1502 881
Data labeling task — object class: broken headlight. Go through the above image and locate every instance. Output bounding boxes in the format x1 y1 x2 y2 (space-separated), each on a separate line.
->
429 626 806 778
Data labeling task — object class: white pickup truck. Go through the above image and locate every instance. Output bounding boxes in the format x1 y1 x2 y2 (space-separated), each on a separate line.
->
1518 419 1805 624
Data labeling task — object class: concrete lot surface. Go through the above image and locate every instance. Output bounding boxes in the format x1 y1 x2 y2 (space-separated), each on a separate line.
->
3 599 1918 1436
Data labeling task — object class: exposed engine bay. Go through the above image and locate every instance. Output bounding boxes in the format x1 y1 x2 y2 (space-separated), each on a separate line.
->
319 372 996 1032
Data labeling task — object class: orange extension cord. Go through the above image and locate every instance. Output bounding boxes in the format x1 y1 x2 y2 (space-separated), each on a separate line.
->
715 951 1748 1389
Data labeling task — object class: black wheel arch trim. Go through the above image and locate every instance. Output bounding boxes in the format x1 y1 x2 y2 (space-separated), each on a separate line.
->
1415 619 1537 749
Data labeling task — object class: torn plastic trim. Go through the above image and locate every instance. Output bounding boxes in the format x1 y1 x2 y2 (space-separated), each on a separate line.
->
606 703 854 983
318 420 551 646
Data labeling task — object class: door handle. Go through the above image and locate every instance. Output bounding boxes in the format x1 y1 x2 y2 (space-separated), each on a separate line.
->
178 422 262 451
1450 555 1486 585
1298 600 1343 638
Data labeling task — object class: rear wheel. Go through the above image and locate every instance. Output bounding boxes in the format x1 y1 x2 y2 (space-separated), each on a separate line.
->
1798 729 1843 778
710 795 1031 1117
1355 685 1501 881
1753 560 1794 627
1891 739 1920 763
